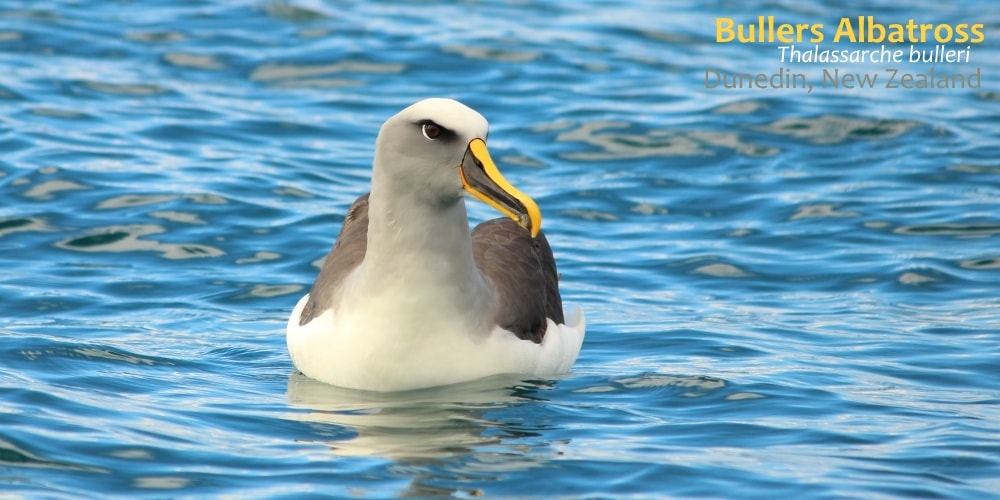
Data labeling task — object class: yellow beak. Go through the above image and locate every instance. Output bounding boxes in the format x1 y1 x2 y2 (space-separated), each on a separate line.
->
459 138 542 238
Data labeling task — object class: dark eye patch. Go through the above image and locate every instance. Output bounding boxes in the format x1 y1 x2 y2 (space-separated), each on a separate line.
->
417 120 454 141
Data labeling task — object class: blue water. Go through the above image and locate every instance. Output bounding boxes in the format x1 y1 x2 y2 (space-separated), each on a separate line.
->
2 0 999 497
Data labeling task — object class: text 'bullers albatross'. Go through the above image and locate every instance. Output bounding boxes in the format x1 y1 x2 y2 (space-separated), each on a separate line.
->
286 98 585 392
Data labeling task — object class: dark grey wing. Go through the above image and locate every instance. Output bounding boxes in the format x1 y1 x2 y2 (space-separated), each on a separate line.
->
472 218 564 344
298 193 370 326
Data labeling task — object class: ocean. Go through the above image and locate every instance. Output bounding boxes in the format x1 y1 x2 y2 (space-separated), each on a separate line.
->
1 1 998 497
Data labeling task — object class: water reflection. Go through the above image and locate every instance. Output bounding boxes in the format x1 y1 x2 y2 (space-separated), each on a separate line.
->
551 120 778 160
249 60 405 89
790 203 860 220
96 193 227 209
959 256 1000 269
285 373 554 496
753 115 920 144
56 224 224 260
22 179 90 200
163 52 223 70
894 223 1000 237
0 437 106 474
81 81 170 96
149 211 205 225
287 373 534 459
442 44 540 62
0 216 52 238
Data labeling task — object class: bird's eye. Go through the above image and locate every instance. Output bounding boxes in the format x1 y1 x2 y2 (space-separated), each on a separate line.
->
422 122 443 140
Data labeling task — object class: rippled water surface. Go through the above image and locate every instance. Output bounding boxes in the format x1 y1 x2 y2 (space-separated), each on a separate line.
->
2 1 1000 497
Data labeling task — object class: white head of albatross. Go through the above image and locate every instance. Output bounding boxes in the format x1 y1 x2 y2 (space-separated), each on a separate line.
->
286 98 586 392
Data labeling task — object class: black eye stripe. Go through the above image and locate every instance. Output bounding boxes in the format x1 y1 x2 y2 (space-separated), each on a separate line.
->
418 120 453 141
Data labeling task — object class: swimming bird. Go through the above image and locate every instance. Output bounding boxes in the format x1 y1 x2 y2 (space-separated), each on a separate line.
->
286 98 585 392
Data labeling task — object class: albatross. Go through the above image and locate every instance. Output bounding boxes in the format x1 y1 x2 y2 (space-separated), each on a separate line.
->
286 98 585 392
